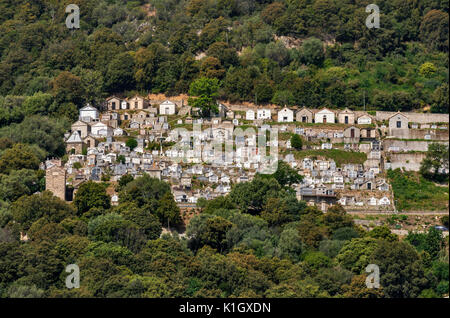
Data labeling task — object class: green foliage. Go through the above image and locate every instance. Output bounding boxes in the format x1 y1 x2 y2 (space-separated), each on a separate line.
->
11 191 75 231
366 226 398 242
125 138 138 150
370 241 429 298
300 38 325 66
0 144 40 174
118 174 134 190
419 143 449 182
290 134 303 150
6 283 44 298
277 227 303 262
188 77 219 117
88 213 146 253
336 237 379 274
388 169 449 211
0 116 69 157
114 203 162 240
0 0 447 299
419 62 437 78
119 174 171 211
271 161 303 187
155 192 182 228
0 169 41 202
0 0 446 115
74 181 111 215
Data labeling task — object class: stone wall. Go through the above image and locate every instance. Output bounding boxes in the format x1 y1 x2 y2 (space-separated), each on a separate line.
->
376 111 449 123
387 152 427 171
390 128 449 140
45 166 66 201
383 139 449 152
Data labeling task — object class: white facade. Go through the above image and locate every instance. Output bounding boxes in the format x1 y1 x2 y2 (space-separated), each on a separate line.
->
91 122 113 136
257 109 271 120
357 115 372 125
368 197 378 206
277 107 294 123
314 108 335 124
246 109 255 120
79 104 99 121
159 100 176 115
379 196 391 205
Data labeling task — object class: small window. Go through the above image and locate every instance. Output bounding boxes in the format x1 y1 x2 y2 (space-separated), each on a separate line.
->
396 121 401 128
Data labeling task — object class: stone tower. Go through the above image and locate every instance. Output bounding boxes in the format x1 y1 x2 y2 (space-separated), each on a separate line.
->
46 164 66 201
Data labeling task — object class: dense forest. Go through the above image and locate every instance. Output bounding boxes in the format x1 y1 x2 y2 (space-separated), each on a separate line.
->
0 0 449 127
0 170 448 298
0 0 449 298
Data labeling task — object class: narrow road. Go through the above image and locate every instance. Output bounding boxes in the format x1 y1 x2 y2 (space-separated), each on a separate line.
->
347 211 448 215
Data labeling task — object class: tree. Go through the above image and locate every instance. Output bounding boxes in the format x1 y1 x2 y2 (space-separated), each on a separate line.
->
271 90 295 106
265 41 291 67
188 77 219 117
419 143 449 182
126 138 138 150
88 213 146 253
261 197 292 226
114 203 162 240
367 226 398 242
155 192 182 229
74 181 111 214
22 92 53 115
271 161 303 187
323 204 354 233
11 191 75 231
7 284 45 298
342 275 385 298
331 227 359 241
424 227 444 260
254 81 274 103
118 174 134 190
228 175 284 214
336 237 379 274
207 42 238 68
0 116 69 158
370 240 429 298
314 266 352 296
134 44 169 91
300 38 325 66
0 169 40 202
119 174 171 211
277 227 302 262
200 57 226 79
105 52 135 93
419 10 449 52
0 143 40 174
50 71 84 107
431 84 449 113
290 134 303 150
441 215 449 228
419 62 437 78
319 240 346 258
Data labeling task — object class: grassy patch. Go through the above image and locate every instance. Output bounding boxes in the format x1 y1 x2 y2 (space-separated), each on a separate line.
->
387 169 449 212
288 149 367 166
